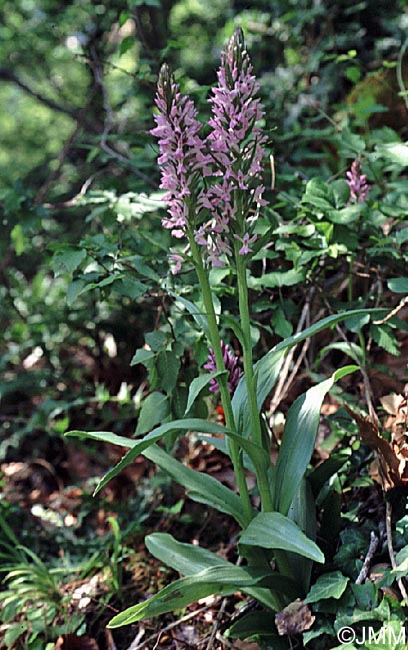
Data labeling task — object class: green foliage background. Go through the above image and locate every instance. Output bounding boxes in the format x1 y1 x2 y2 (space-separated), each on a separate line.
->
1 1 408 648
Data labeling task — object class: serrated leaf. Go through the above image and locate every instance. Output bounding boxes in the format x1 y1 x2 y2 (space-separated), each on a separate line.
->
51 245 87 277
145 330 168 352
240 512 324 563
304 571 349 603
130 348 156 367
370 324 399 356
156 350 180 394
135 392 169 436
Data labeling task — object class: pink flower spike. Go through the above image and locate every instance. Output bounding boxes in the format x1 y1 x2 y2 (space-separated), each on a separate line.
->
346 160 370 203
150 64 210 250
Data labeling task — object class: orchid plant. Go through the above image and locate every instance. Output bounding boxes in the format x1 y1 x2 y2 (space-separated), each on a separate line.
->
67 30 383 643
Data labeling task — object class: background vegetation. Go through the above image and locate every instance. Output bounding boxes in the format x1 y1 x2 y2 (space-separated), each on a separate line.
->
1 1 408 648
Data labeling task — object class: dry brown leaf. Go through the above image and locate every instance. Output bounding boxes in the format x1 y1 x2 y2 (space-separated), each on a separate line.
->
275 599 315 636
345 405 407 491
380 394 406 417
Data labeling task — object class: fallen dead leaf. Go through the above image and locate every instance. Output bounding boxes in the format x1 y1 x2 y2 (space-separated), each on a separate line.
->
345 405 408 491
275 599 315 636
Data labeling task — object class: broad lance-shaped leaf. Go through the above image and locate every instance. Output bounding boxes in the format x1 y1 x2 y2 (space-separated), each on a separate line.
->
143 444 246 526
65 429 250 526
107 565 272 627
232 307 386 438
66 418 269 500
239 512 324 564
274 366 358 516
146 532 298 607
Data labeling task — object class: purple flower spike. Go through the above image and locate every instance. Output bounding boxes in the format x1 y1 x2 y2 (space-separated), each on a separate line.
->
150 64 211 268
199 28 268 265
203 341 243 397
346 160 370 203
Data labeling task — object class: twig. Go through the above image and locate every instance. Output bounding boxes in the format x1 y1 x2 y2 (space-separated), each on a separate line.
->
89 44 157 188
205 597 229 650
386 501 408 602
355 531 379 584
127 604 215 650
0 66 80 119
43 175 96 209
373 296 408 325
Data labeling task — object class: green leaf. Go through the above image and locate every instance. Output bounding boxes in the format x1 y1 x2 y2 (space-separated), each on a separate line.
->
184 371 225 415
286 478 317 592
232 348 286 437
51 245 87 277
304 571 349 603
143 445 245 524
274 366 358 515
156 350 180 394
375 142 408 166
108 573 233 626
114 277 148 299
145 532 298 602
232 308 384 438
249 268 306 289
170 293 210 339
326 205 362 224
395 228 408 246
344 313 370 332
387 277 408 293
66 279 86 306
145 330 168 352
119 35 135 56
5 622 28 646
316 341 364 366
67 419 267 506
239 512 324 563
135 392 169 436
107 565 270 627
146 533 229 574
302 178 336 210
370 324 399 356
130 348 156 367
11 224 27 255
228 612 285 643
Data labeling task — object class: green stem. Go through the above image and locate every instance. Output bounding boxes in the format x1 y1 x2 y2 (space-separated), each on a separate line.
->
189 236 253 525
235 244 274 512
